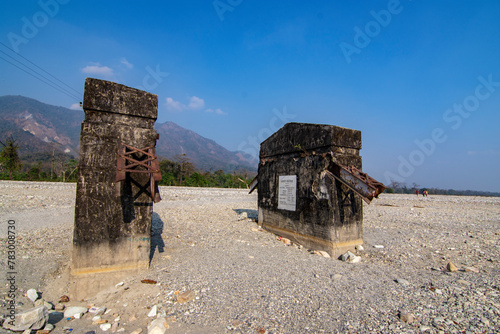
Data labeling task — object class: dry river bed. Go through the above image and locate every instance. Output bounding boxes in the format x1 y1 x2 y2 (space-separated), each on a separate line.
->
0 181 499 334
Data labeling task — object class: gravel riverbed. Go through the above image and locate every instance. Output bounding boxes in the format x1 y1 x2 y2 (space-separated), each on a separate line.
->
0 181 499 334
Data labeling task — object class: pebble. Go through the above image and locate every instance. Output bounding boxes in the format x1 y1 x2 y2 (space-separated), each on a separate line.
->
176 290 195 303
27 288 39 302
147 305 157 317
64 306 88 318
3 183 499 334
148 317 169 334
129 329 143 334
100 323 112 331
396 278 410 286
447 262 458 272
399 311 414 323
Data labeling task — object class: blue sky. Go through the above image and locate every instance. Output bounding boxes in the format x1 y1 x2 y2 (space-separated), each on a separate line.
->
1 0 499 192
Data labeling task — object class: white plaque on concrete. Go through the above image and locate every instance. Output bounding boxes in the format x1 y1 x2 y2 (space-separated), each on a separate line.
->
278 175 297 211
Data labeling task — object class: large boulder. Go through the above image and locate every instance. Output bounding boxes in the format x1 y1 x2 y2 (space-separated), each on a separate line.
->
2 306 48 332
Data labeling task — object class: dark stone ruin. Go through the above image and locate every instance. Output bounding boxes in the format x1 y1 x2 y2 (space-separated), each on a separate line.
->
257 123 385 258
71 78 161 299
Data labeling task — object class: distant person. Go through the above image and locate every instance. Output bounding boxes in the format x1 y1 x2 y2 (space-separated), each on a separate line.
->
416 189 419 196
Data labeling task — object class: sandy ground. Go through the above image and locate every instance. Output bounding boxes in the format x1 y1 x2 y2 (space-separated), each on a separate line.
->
0 181 499 334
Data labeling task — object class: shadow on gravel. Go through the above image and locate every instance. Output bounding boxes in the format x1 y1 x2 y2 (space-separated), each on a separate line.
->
48 311 64 325
150 212 165 263
233 208 258 221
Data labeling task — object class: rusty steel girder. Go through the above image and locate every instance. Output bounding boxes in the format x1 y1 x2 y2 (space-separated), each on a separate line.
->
325 162 386 203
116 142 162 202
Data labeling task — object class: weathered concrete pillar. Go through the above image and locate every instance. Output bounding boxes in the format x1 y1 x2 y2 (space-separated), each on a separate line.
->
258 123 370 258
70 78 159 300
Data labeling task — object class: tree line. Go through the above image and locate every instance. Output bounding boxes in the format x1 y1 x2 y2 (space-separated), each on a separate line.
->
385 181 499 197
0 137 254 188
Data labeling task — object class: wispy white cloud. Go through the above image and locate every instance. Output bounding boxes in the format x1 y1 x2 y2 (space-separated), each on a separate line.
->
188 96 205 110
69 103 81 110
205 108 227 115
81 63 114 77
165 96 225 115
165 97 185 112
120 58 133 69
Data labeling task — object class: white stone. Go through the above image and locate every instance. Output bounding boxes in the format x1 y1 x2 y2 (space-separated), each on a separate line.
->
374 245 384 249
95 307 107 316
100 323 112 331
350 255 362 263
64 306 88 318
317 251 331 258
27 288 38 302
148 317 168 334
148 305 157 317
130 329 143 334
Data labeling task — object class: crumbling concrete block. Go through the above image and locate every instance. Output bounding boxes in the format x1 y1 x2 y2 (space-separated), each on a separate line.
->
71 78 159 300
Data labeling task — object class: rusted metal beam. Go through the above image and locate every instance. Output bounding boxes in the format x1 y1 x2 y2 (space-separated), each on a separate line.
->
326 162 386 203
115 142 162 202
248 176 258 194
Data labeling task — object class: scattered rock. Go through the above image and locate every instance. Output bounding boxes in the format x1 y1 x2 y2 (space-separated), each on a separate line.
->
277 237 291 245
177 290 195 304
355 245 364 251
115 282 124 287
94 307 107 316
27 289 39 302
399 310 414 323
130 329 143 334
313 250 331 258
100 323 112 331
420 325 431 332
93 319 108 325
148 317 169 334
374 245 384 249
447 262 458 272
63 306 88 318
395 278 410 286
339 251 361 263
54 303 65 311
141 279 157 284
238 212 248 220
111 322 119 332
34 299 54 310
2 306 49 331
464 266 479 273
43 323 54 331
58 295 70 303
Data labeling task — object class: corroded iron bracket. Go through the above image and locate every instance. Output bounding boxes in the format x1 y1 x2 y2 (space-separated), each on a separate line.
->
116 142 162 202
324 162 386 204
